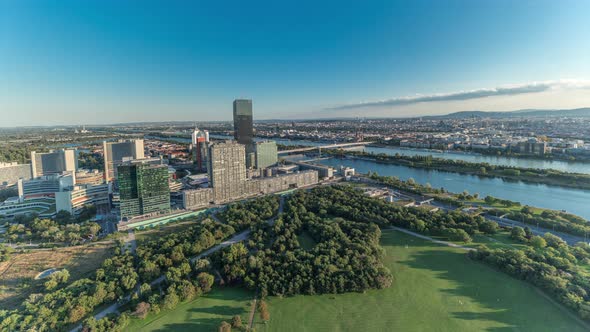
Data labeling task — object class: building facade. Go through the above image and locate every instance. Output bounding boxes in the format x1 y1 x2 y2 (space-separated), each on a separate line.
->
75 169 104 185
191 128 209 171
18 173 75 199
208 141 247 203
233 99 254 147
103 139 145 182
0 162 32 186
55 183 110 216
254 141 278 169
182 188 212 209
31 149 77 178
207 141 318 204
118 161 170 219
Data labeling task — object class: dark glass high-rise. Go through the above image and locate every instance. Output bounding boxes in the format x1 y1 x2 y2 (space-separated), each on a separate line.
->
232 99 254 147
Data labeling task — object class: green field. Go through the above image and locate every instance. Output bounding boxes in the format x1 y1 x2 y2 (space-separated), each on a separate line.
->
127 230 588 332
125 287 252 331
253 231 587 332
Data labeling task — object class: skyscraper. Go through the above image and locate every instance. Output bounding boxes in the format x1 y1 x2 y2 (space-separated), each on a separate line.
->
31 149 78 178
103 139 145 182
117 161 170 218
191 128 209 171
233 99 254 147
207 141 247 203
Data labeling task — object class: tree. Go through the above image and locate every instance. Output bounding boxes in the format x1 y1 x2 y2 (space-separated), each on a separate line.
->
258 300 270 322
544 233 566 248
231 315 242 328
162 291 179 310
484 196 497 205
480 221 499 235
530 235 547 249
196 272 214 293
510 227 527 242
219 321 232 332
55 210 73 224
133 302 150 319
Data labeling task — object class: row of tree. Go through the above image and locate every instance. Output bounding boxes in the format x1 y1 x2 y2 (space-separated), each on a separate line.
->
4 217 101 245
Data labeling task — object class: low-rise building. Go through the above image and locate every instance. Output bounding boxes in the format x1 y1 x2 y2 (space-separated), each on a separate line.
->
182 188 213 209
55 184 110 216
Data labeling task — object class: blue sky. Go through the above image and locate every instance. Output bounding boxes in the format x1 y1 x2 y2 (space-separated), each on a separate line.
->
1 0 590 126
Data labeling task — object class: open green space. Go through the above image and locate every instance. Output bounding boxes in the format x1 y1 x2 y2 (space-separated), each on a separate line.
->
253 230 587 332
125 287 252 331
126 230 587 332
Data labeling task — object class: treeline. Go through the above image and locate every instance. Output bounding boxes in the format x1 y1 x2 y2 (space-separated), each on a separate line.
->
4 218 101 246
329 149 590 190
217 195 279 231
214 190 393 297
469 233 590 320
135 220 234 282
303 185 497 243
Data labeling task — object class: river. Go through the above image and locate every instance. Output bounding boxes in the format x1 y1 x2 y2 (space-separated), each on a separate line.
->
313 157 590 220
356 146 590 174
121 135 590 174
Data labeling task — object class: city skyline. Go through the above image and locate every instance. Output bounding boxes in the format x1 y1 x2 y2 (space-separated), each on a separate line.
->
2 1 590 126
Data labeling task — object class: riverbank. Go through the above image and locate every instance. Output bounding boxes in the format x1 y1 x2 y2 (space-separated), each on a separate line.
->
368 142 590 163
328 149 590 191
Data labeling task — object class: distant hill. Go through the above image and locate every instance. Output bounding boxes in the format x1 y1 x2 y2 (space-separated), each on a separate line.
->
429 108 590 119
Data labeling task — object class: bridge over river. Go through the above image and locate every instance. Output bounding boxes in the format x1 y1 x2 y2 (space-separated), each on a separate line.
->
277 141 370 154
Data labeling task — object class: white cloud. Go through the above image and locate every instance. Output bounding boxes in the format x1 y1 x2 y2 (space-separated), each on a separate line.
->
325 79 590 111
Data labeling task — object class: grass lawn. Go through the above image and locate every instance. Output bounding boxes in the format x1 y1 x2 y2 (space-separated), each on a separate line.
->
125 287 253 331
253 230 588 332
125 230 587 332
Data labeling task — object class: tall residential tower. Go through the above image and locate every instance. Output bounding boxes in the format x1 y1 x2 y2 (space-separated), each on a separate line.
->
207 141 247 203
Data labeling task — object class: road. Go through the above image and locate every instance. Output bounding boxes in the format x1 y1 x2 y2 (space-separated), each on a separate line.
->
484 214 586 245
427 200 587 246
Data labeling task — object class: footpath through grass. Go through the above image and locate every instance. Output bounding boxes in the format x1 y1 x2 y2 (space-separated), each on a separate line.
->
254 230 587 332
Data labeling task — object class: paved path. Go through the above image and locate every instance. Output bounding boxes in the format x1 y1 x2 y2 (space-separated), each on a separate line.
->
389 226 475 251
69 228 252 332
484 214 586 245
247 298 258 329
